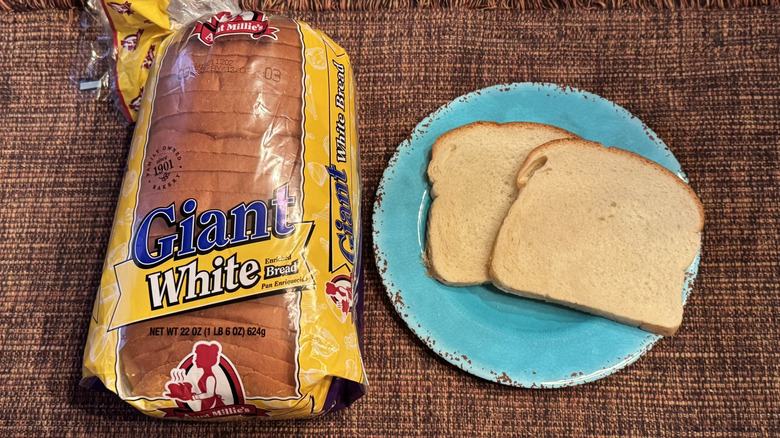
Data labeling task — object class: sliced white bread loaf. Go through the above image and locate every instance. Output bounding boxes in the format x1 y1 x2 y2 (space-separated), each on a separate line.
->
489 139 704 335
425 121 579 285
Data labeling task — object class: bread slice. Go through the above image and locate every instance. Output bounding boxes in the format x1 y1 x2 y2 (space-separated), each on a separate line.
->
425 121 579 285
489 139 704 335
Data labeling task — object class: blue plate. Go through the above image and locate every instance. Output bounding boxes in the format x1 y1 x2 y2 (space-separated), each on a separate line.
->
372 83 700 388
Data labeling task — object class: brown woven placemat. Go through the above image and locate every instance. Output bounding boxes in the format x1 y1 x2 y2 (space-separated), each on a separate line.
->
1 7 779 437
1 0 778 12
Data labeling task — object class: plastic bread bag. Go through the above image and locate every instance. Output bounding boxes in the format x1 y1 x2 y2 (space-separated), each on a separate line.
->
74 0 173 121
81 0 367 419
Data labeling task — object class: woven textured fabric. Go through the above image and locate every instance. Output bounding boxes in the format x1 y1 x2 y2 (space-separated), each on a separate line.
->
1 0 779 12
1 7 779 437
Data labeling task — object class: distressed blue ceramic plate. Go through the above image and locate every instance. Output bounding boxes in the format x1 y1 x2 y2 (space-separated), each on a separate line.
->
373 83 700 388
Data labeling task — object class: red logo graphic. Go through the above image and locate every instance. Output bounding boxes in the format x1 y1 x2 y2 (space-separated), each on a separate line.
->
161 341 263 418
325 274 354 322
128 86 143 112
108 1 133 15
191 11 278 46
120 29 143 52
141 45 155 70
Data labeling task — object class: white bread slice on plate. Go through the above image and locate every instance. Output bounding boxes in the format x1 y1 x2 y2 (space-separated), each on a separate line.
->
425 121 579 286
489 139 704 336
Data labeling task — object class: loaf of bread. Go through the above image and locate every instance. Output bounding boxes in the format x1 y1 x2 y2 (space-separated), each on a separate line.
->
489 139 704 335
83 7 365 420
120 15 304 400
425 122 578 285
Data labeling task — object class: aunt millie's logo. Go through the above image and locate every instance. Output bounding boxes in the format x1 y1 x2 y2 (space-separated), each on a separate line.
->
325 274 354 323
161 341 265 418
191 11 278 46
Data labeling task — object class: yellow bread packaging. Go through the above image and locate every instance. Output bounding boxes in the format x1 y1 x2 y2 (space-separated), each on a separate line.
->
82 0 367 419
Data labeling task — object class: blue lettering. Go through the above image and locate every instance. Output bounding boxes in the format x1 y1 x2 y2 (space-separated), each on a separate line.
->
230 201 270 242
271 185 296 237
132 185 296 268
135 205 177 266
197 210 230 253
178 199 198 257
328 165 355 266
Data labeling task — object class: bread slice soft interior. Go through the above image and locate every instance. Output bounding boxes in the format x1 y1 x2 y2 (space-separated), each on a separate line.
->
489 139 704 335
425 121 579 285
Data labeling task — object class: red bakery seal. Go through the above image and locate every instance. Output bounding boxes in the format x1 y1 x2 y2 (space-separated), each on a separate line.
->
325 274 354 323
128 86 143 112
161 341 265 418
107 1 134 15
191 11 278 46
141 44 156 69
120 29 143 51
